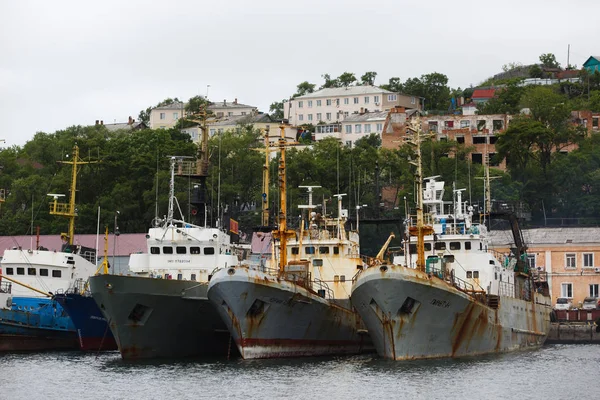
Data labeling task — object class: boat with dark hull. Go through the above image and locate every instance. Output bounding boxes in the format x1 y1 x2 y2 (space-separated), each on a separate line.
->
53 290 117 351
350 121 552 360
0 145 99 352
208 126 372 359
89 156 240 359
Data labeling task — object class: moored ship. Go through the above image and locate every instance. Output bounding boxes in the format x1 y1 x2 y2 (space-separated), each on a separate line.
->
350 121 552 360
207 126 371 359
89 156 240 359
0 145 99 351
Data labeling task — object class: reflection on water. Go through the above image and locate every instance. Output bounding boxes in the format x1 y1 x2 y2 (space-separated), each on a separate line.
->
1 345 599 400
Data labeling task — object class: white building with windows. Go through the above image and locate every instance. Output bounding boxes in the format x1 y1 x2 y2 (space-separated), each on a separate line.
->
331 111 387 147
284 85 421 127
149 102 186 129
149 99 258 129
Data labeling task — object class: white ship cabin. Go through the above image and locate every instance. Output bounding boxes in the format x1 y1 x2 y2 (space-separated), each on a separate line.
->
274 195 363 300
403 177 518 298
128 222 239 283
1 242 98 297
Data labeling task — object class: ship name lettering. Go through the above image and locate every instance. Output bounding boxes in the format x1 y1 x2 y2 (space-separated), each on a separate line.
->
430 299 450 308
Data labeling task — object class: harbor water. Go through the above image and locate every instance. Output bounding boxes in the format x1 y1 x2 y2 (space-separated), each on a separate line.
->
1 344 598 399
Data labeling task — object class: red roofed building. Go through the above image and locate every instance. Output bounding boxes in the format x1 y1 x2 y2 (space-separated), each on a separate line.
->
471 88 497 104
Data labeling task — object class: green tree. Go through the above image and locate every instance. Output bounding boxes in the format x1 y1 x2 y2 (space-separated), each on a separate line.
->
529 65 543 79
269 100 285 120
539 53 560 69
403 73 451 111
337 72 357 87
294 81 316 98
320 73 340 89
380 77 402 92
478 82 526 114
360 71 378 86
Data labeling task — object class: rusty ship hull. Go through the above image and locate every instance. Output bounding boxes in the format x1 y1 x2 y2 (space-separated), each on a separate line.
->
89 274 235 360
351 265 552 360
207 266 371 359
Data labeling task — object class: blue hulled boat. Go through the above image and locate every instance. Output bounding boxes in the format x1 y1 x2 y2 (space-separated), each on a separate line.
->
54 289 117 351
0 145 100 352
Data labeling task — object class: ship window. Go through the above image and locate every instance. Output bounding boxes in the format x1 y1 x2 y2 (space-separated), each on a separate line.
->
473 271 479 278
340 275 346 282
434 242 446 251
305 246 315 255
190 247 200 254
449 242 461 250
177 274 183 280
176 246 186 254
291 247 299 255
163 246 173 254
28 268 36 275
52 270 61 278
40 269 48 276
424 243 432 251
204 247 215 255
150 247 160 254
333 247 339 255
467 271 472 278
409 244 417 254
465 242 472 250
191 274 196 281
334 275 340 282
313 259 323 267
5 267 13 275
495 272 498 280
319 246 329 254
17 268 24 275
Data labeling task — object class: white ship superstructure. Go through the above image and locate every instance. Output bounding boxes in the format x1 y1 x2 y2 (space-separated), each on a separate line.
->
351 122 552 360
207 127 371 359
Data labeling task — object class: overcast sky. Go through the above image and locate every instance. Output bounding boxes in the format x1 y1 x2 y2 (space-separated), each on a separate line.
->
1 0 598 146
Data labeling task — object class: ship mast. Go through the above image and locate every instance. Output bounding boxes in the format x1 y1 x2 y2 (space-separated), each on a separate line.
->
49 145 97 245
262 126 271 227
272 125 295 273
406 119 434 272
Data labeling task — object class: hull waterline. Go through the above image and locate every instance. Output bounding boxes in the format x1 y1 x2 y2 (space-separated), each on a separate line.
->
89 274 236 360
351 265 552 360
208 266 372 359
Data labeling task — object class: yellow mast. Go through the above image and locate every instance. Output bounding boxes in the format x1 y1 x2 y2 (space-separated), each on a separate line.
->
49 145 97 245
262 126 270 227
407 118 434 272
271 125 295 273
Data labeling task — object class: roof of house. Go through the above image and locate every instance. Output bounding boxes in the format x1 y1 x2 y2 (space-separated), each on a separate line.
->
208 113 272 127
152 101 257 111
583 56 600 67
103 122 146 132
153 102 185 111
0 233 148 258
472 89 497 99
488 227 600 246
209 101 256 110
295 85 394 99
341 111 389 123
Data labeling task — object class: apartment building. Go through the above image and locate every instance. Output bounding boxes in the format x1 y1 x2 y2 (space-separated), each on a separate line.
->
490 227 600 308
149 99 258 129
149 102 186 129
284 85 421 127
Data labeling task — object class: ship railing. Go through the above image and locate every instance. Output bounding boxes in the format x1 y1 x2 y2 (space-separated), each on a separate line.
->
66 278 90 296
429 266 489 303
312 277 334 300
0 281 11 294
